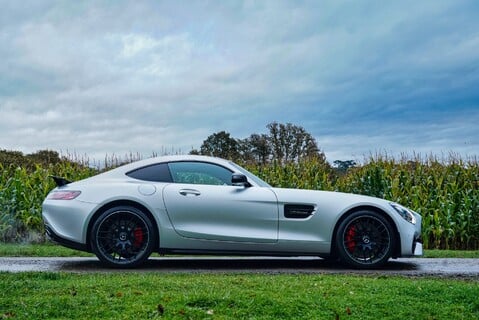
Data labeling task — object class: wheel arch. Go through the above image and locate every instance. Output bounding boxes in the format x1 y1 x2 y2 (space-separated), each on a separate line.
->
330 205 401 259
85 199 160 252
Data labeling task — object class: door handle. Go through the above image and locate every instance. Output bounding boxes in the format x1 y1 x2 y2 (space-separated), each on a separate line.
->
179 189 201 196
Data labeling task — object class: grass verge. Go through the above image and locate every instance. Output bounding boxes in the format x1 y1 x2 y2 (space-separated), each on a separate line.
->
423 249 479 258
0 243 94 257
1 272 478 319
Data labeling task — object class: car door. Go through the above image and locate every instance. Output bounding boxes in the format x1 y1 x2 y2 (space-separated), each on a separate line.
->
162 161 279 243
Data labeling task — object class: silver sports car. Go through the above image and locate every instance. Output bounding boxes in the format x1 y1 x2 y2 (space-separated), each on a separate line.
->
42 155 422 268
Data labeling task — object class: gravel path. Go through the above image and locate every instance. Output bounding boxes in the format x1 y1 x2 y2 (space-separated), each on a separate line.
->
1 257 479 278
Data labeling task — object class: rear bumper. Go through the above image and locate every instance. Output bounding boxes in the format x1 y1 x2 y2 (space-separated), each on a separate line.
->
45 224 89 252
42 198 97 244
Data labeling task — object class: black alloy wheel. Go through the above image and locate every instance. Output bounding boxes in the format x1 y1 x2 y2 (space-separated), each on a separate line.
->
91 206 156 268
336 210 394 269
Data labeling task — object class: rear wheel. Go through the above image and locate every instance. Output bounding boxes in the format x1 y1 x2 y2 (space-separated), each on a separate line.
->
336 210 394 269
91 206 156 268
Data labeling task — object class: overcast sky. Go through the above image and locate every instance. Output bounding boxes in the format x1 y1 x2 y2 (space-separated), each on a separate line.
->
1 1 478 163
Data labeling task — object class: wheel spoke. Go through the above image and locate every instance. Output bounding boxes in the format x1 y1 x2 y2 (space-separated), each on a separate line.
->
342 214 391 265
94 210 151 265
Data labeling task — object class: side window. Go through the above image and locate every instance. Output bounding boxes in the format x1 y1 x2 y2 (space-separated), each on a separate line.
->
168 162 232 186
126 163 172 182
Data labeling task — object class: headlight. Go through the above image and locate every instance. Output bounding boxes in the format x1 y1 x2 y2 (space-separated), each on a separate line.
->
390 203 417 225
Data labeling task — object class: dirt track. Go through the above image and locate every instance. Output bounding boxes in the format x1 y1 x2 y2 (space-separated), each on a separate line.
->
1 257 479 278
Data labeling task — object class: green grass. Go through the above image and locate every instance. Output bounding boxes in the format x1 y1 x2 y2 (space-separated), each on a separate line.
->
1 243 479 258
0 243 94 257
1 244 478 319
0 272 478 319
423 249 479 259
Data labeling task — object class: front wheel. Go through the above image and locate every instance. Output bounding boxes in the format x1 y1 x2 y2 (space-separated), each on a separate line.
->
335 210 395 269
90 206 156 268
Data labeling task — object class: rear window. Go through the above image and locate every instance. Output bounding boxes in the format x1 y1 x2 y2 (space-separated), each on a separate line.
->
126 163 172 182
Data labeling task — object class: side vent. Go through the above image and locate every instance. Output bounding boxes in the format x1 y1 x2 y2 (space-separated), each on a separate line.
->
284 204 315 219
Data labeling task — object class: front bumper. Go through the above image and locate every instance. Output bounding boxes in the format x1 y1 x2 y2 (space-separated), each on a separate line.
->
413 242 423 256
398 210 423 257
411 212 423 256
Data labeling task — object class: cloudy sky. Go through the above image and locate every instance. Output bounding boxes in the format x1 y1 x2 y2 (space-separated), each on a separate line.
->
1 1 478 163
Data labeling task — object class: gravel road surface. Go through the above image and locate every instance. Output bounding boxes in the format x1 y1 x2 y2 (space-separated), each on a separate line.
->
1 257 479 278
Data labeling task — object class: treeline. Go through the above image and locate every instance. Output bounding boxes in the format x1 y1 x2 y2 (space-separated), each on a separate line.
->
0 150 66 169
190 122 329 166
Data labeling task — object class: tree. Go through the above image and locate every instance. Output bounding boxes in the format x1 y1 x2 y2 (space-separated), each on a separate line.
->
0 149 63 169
242 133 270 165
333 160 357 173
26 150 62 165
192 122 328 166
195 131 240 160
266 122 323 164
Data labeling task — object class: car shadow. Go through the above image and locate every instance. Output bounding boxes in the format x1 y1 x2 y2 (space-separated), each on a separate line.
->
58 257 420 274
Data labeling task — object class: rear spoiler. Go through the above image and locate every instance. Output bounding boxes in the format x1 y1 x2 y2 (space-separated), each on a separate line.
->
50 176 72 187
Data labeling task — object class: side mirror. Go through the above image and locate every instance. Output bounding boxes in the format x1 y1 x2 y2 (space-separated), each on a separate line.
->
231 173 251 187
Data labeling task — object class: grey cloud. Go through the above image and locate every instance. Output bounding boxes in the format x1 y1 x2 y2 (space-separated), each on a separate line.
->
0 1 478 162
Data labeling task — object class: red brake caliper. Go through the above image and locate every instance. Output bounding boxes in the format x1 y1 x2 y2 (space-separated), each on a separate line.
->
345 225 356 253
133 227 144 247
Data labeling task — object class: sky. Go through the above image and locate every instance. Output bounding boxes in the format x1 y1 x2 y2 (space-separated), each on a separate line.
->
1 0 478 163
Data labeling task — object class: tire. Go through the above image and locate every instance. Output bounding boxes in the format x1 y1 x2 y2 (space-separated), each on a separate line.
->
90 206 156 268
335 210 395 269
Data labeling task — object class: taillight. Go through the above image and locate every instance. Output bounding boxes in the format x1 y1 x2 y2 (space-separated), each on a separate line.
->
48 191 81 200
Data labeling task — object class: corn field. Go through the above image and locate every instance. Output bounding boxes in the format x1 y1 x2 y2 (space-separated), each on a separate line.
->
0 162 96 242
1 154 478 249
246 154 479 250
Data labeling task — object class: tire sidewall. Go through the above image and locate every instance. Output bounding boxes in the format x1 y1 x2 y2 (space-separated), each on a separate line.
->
90 206 156 268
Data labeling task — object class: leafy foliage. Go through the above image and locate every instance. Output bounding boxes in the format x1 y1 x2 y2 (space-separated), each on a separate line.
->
196 131 241 160
265 122 322 164
0 149 63 170
334 155 479 250
245 154 479 250
191 122 328 166
0 151 96 242
333 160 357 174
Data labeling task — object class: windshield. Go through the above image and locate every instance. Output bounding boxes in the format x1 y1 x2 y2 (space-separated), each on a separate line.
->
229 162 272 188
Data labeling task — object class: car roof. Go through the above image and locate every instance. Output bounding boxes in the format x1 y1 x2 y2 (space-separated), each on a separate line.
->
98 155 233 179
